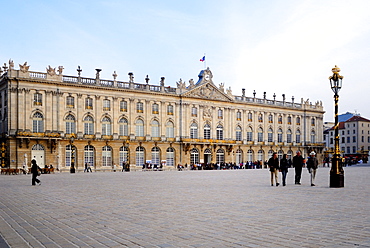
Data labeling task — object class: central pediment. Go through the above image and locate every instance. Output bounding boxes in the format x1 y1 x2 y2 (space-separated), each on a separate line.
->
182 82 234 101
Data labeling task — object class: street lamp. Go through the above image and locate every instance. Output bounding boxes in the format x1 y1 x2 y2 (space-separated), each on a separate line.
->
328 65 344 187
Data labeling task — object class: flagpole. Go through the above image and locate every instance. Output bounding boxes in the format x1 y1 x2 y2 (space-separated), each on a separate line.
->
204 53 206 69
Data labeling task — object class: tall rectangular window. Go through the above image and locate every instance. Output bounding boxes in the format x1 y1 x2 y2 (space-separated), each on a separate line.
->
34 93 42 106
66 96 74 108
103 99 111 111
85 97 93 110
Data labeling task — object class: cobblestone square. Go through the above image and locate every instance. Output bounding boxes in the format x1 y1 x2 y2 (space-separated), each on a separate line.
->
1 166 370 247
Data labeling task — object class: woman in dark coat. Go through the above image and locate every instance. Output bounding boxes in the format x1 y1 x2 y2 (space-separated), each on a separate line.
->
280 154 289 186
31 159 41 186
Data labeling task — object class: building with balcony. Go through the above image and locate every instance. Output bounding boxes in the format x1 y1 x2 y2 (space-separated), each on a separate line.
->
0 59 325 171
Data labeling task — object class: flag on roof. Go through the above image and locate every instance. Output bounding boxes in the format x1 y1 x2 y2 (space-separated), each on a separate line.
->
200 56 205 62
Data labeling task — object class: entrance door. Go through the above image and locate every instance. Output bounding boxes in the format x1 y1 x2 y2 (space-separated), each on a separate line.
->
31 144 45 168
204 148 212 164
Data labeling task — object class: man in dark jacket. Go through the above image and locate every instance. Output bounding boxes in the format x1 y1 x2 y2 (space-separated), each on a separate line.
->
293 151 304 185
268 152 280 186
31 159 41 186
307 151 319 186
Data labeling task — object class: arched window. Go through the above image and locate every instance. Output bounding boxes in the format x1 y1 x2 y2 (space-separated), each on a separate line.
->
247 149 253 162
236 149 243 164
119 117 128 136
287 129 292 143
296 129 301 143
311 118 315 126
102 116 112 135
151 147 160 166
278 150 284 160
236 126 242 141
166 147 175 167
287 150 293 161
190 122 198 139
268 128 273 142
152 103 159 114
216 124 223 140
257 127 263 142
247 126 253 142
137 102 144 113
84 145 94 168
84 115 94 135
135 119 144 137
102 146 112 166
65 114 76 134
32 112 44 133
151 120 160 137
277 128 283 143
119 146 129 165
268 150 274 159
287 116 292 125
311 130 316 143
258 150 264 161
190 148 199 165
136 146 145 167
216 149 225 164
166 121 174 138
204 123 211 139
65 144 74 167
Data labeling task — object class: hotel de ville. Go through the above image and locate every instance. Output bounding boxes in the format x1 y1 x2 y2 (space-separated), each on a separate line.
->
0 60 325 171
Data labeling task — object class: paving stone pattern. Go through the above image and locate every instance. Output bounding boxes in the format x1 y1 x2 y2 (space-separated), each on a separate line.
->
1 166 370 247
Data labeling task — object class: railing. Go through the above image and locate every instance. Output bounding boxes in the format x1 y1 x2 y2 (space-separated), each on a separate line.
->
81 78 95 84
63 76 78 83
117 81 130 89
30 72 46 79
100 79 113 87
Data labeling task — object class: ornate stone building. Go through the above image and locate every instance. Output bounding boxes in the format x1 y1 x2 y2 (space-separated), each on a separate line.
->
0 60 325 171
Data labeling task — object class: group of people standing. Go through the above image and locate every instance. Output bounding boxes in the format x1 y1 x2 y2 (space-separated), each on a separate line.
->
268 151 318 187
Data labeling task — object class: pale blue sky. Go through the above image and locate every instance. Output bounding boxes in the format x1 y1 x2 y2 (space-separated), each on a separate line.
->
2 0 370 121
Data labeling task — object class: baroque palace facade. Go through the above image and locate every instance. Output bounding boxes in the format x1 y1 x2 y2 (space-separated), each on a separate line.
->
0 60 325 171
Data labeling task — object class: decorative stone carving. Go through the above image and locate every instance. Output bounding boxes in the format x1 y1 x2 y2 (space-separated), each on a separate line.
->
226 87 232 96
9 59 14 70
176 78 186 89
189 83 229 101
203 106 212 120
46 65 56 76
188 79 195 89
58 66 64 75
19 62 30 73
219 82 224 92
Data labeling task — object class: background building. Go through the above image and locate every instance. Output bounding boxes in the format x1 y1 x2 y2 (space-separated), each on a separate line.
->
324 113 370 162
0 60 325 171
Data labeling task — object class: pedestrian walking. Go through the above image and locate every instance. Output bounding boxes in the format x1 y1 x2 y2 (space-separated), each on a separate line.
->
268 152 280 186
280 154 289 186
307 151 318 186
293 151 304 185
31 159 41 186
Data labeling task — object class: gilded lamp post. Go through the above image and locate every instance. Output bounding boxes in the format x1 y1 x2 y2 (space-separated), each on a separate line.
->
329 65 344 187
